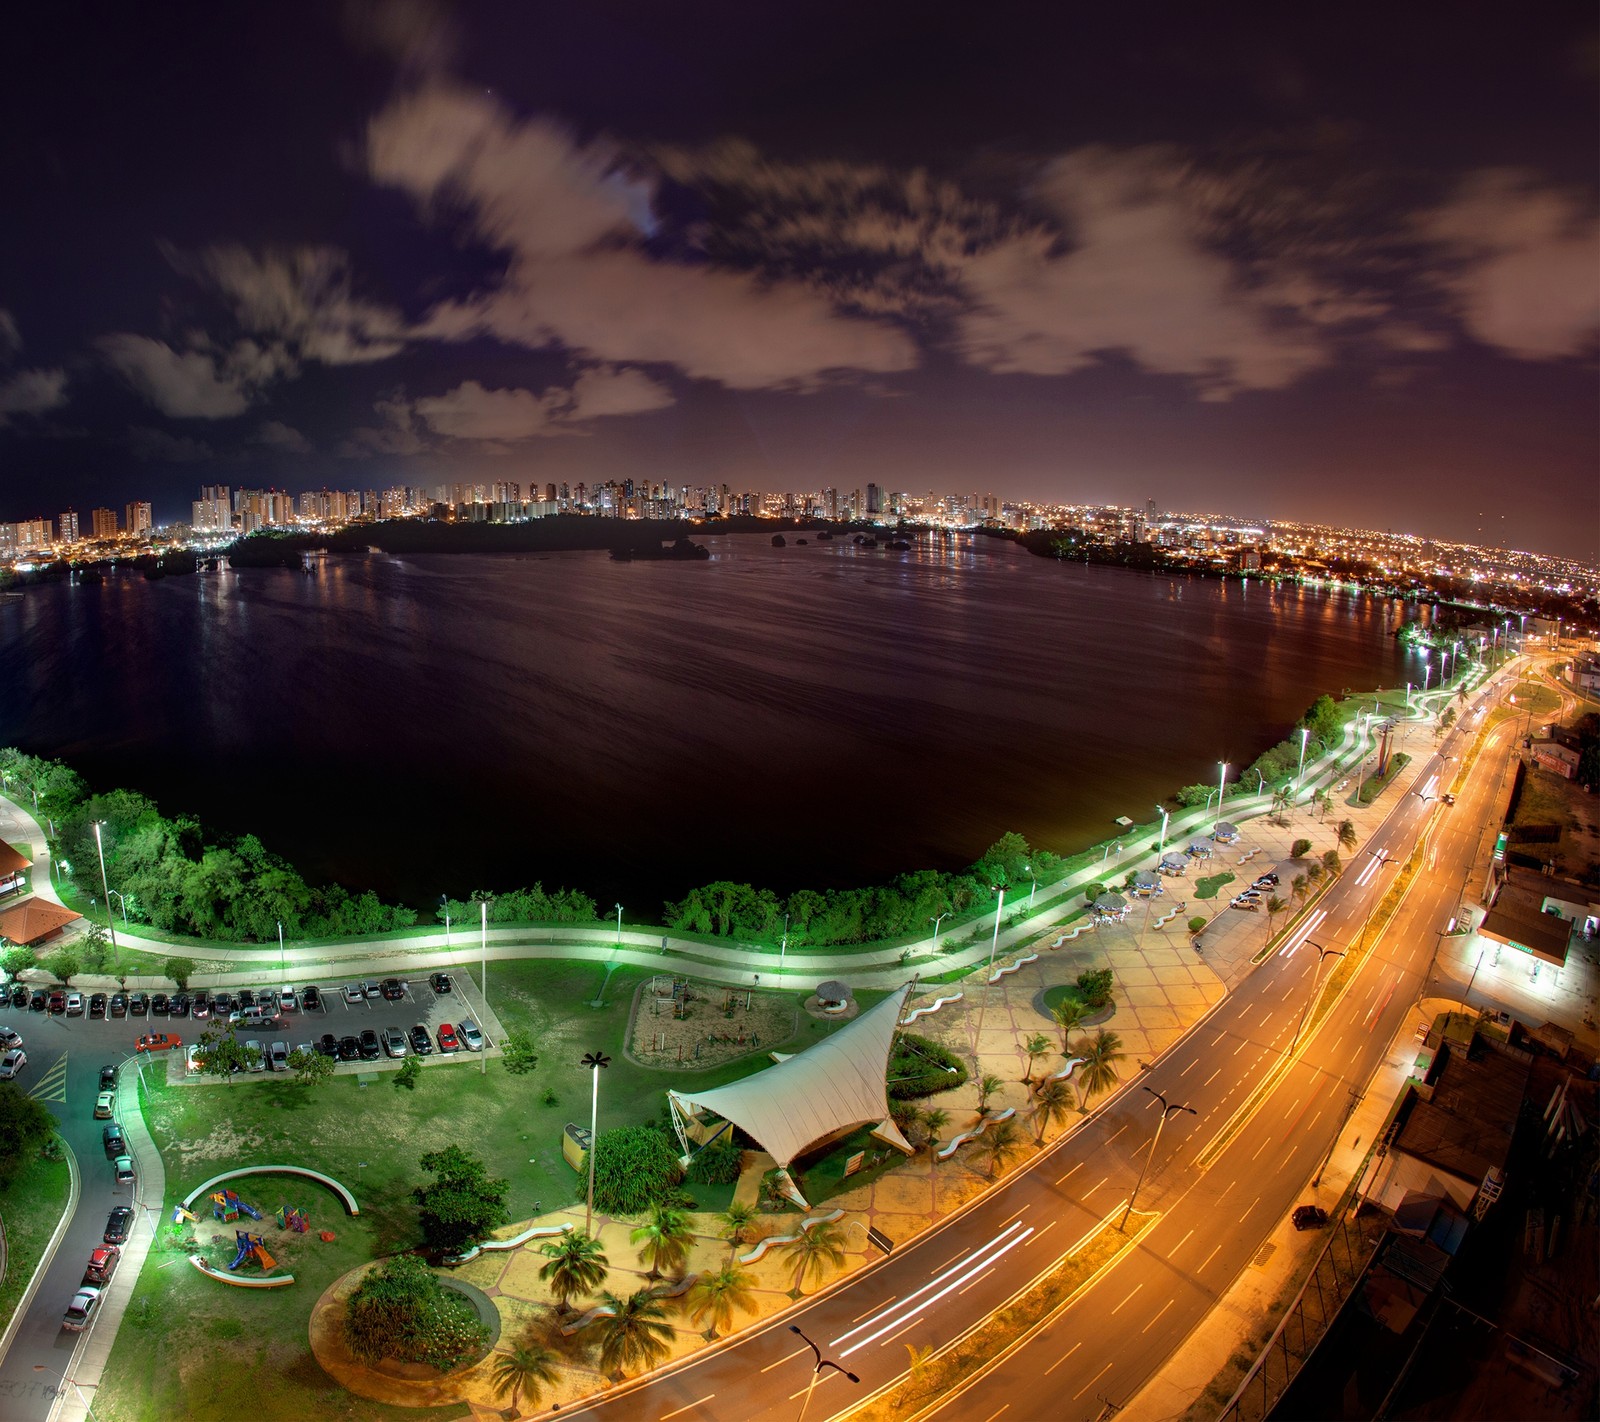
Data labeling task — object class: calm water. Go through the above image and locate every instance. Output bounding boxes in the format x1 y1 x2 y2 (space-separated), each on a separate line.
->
0 535 1414 913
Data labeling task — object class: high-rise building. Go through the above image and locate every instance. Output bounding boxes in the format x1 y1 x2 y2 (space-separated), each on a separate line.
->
58 510 80 544
866 483 882 515
124 501 152 536
89 507 118 539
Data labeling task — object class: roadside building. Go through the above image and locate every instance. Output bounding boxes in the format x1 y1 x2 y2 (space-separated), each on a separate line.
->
1529 740 1580 779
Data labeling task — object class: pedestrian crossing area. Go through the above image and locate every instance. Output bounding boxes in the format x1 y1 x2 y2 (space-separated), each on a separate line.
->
28 1052 68 1104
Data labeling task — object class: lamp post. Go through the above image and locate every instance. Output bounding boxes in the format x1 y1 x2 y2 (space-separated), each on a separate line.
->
614 902 623 949
1290 942 1345 1054
1101 839 1122 864
581 1050 611 1236
780 913 790 977
1120 1085 1195 1229
789 1324 860 1422
91 821 118 971
441 896 450 952
1155 805 1170 859
1214 762 1229 835
277 920 284 978
968 885 1006 1057
479 899 489 1076
33 1364 101 1421
929 911 948 956
106 889 130 925
1295 727 1311 799
1025 862 1037 909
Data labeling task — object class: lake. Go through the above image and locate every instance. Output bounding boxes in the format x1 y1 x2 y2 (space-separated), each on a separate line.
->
0 533 1416 915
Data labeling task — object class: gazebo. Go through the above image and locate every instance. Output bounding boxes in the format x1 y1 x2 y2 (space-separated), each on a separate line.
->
1214 822 1240 843
1094 892 1129 919
1130 871 1162 896
1159 853 1188 875
816 980 854 1015
0 898 81 948
667 984 914 1206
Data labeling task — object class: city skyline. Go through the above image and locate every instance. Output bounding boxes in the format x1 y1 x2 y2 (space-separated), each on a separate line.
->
1 2 1596 560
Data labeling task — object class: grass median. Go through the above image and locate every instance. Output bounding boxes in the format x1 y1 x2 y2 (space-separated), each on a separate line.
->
0 1147 70 1337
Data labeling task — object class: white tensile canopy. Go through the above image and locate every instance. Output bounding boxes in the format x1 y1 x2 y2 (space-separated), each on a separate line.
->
668 983 913 1169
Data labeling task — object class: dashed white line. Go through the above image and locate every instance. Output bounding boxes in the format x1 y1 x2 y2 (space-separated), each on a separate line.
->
1200 1243 1223 1271
1107 1125 1128 1144
1110 1283 1143 1315
1045 1340 1084 1375
1073 1362 1116 1400
1240 1196 1260 1222
761 1346 808 1372
1087 1175 1110 1194
1205 1069 1222 1086
1055 1161 1084 1185
662 1397 715 1419
1171 1227 1195 1256
1180 1060 1197 1077
1141 1299 1175 1334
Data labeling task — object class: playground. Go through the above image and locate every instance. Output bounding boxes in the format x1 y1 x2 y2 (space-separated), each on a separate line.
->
627 974 799 1068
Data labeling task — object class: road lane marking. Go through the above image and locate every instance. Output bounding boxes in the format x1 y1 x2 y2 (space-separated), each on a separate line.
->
1107 1125 1127 1144
1233 1039 1248 1055
761 1346 808 1373
1251 1137 1271 1161
1205 1069 1221 1086
1213 1031 1226 1046
1055 1161 1084 1185
1110 1283 1143 1315
1045 1341 1084 1375
1073 1362 1115 1400
1171 1227 1194 1255
834 1223 1026 1343
977 1408 1009 1422
1180 1060 1196 1077
1088 1175 1109 1194
999 1205 1031 1226
662 1397 715 1419
1142 1299 1175 1333
1240 1196 1260 1222
851 1299 894 1323
876 1314 926 1345
1201 1243 1223 1271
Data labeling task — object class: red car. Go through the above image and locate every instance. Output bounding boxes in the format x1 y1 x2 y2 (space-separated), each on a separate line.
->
84 1244 120 1283
436 1023 460 1054
135 1032 182 1053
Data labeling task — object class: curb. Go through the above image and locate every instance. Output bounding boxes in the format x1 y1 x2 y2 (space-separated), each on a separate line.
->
0 1133 78 1368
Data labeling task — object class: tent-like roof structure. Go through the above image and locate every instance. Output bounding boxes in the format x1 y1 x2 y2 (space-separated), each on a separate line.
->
668 983 913 1169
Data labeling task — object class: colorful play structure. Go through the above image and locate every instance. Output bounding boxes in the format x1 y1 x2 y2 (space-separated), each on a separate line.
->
182 1165 360 1290
210 1188 263 1223
275 1204 309 1233
229 1231 277 1272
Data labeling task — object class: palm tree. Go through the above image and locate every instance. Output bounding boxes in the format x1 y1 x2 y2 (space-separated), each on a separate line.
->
489 1343 559 1412
979 1119 1024 1178
595 1288 674 1377
684 1263 757 1337
1032 1078 1074 1143
889 1099 921 1147
720 1202 758 1258
781 1219 848 1296
977 1072 1005 1114
1265 894 1287 934
1050 996 1090 1052
1322 849 1343 877
631 1202 695 1280
1071 1029 1125 1110
1021 1032 1052 1086
538 1230 609 1314
1291 873 1309 907
920 1107 950 1151
1337 819 1358 853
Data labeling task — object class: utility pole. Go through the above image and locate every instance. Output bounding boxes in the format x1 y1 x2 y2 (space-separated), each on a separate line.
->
1313 1086 1364 1187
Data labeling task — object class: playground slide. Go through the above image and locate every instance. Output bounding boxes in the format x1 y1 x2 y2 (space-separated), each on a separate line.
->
229 1237 253 1270
236 1199 262 1220
252 1243 277 1271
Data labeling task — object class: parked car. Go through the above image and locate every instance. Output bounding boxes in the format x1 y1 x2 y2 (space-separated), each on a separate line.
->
301 985 321 1011
109 992 127 1018
430 972 453 995
99 1064 117 1091
113 1155 135 1186
94 1091 115 1119
88 993 107 1018
1292 1204 1329 1231
135 1033 181 1053
150 993 169 1015
48 990 66 1014
382 1026 407 1058
292 1041 315 1064
316 1033 339 1058
237 988 255 1008
103 1206 133 1244
0 1049 25 1079
380 978 405 1001
361 981 382 1000
84 1244 120 1284
458 1019 485 1052
267 1040 289 1072
1253 873 1279 889
342 983 365 1005
279 987 299 1013
357 1028 382 1061
128 991 148 1016
102 1123 125 1158
29 988 47 1012
408 1024 433 1056
1230 898 1260 912
185 1045 209 1074
0 1026 20 1050
190 992 211 1020
239 1039 263 1071
9 984 27 1007
63 1286 101 1332
210 992 234 1015
337 1035 360 1062
436 1023 460 1053
170 994 191 1018
65 992 84 1016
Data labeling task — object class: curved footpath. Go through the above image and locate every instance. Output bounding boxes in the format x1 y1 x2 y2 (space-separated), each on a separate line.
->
6 681 1476 997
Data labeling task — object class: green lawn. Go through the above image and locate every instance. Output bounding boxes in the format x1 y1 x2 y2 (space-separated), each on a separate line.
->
93 957 881 1420
0 1147 70 1336
1193 873 1236 900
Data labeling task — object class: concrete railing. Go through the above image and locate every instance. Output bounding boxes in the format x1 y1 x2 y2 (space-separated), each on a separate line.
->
934 1107 1017 1161
737 1209 846 1266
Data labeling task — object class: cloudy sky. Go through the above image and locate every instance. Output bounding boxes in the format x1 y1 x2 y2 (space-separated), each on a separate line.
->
1 0 1595 557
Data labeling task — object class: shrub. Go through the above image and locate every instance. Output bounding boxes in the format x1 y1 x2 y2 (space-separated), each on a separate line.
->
686 1138 744 1186
1074 968 1114 1011
344 1254 489 1372
1187 916 1207 935
1291 838 1313 859
502 1029 539 1075
587 1125 684 1215
887 1032 970 1100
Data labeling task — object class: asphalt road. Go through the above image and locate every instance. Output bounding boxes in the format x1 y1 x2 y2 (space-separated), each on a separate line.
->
0 971 486 1421
550 678 1515 1422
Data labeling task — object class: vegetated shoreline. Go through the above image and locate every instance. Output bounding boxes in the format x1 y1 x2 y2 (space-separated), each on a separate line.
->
0 671 1407 957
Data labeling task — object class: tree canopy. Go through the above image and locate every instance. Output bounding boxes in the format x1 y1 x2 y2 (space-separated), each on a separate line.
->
413 1146 510 1257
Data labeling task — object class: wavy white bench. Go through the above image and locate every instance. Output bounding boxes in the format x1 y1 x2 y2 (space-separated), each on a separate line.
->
182 1165 359 1216
935 1107 1017 1161
444 1220 571 1265
736 1209 846 1266
1041 1056 1085 1085
1151 906 1184 928
901 993 963 1025
187 1254 294 1288
557 1271 702 1335
1049 927 1088 948
988 953 1037 984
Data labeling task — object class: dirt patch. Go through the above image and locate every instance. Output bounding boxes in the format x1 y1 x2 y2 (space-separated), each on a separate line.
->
627 975 797 1069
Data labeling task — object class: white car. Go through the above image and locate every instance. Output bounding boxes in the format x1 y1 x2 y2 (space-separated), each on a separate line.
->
65 992 83 1016
0 1049 25 1080
0 1026 20 1050
267 1040 289 1072
342 983 365 1004
63 1286 101 1332
457 1019 485 1052
278 987 299 1012
244 1040 266 1073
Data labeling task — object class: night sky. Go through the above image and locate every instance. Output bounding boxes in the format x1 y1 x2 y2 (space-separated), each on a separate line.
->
2 1 1595 558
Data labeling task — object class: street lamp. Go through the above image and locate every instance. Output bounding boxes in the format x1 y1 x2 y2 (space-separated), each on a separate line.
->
441 895 451 952
1155 805 1170 858
91 821 118 971
1101 839 1122 864
1214 762 1229 834
581 1050 611 1236
106 888 130 925
33 1364 101 1421
1290 942 1345 1054
1025 862 1037 909
929 911 949 956
968 885 1006 1057
788 1324 859 1422
1295 727 1311 798
614 902 623 948
479 899 490 1077
1120 1085 1196 1229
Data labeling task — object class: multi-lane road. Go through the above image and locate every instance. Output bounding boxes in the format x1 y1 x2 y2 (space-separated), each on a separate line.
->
555 677 1516 1422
